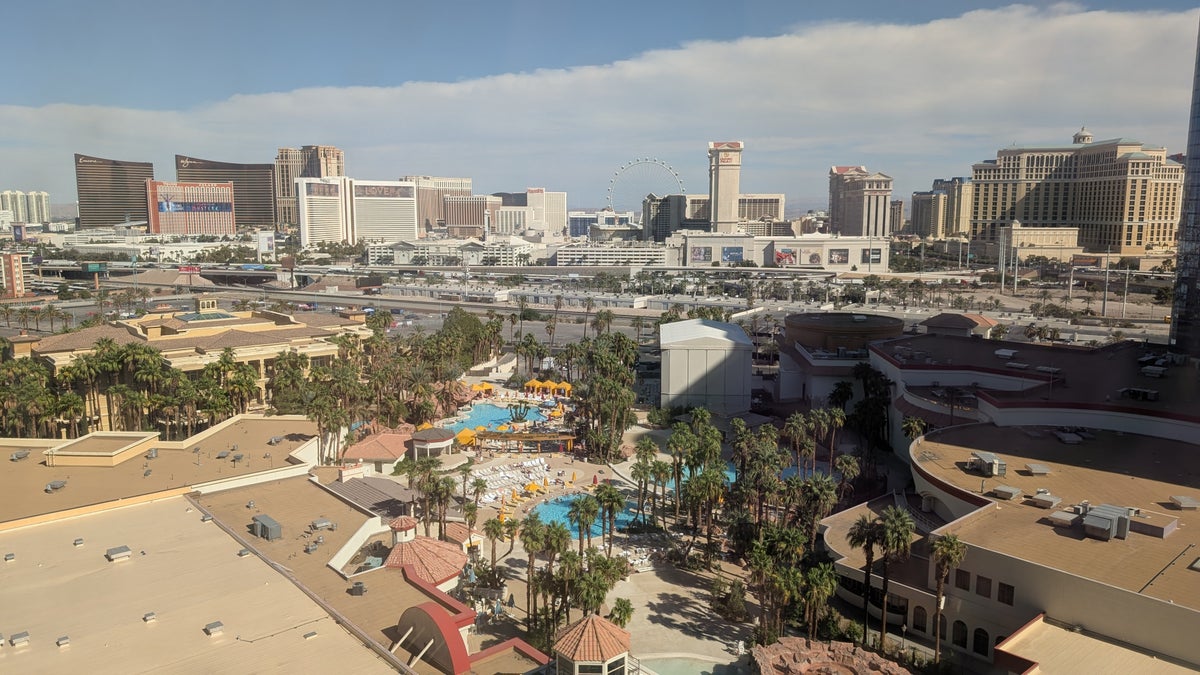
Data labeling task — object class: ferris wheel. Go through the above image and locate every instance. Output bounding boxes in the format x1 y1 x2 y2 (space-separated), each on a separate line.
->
606 158 685 214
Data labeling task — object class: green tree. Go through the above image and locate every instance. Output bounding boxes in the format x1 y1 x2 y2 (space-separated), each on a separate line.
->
484 517 505 569
846 514 881 646
877 505 915 645
608 597 634 628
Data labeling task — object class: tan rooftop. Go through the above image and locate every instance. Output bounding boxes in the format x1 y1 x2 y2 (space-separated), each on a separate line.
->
384 535 468 586
997 615 1198 675
0 496 392 674
0 416 316 526
917 424 1200 612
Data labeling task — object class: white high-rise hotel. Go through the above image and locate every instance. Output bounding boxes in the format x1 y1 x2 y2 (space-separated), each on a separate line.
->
0 190 50 224
295 178 417 246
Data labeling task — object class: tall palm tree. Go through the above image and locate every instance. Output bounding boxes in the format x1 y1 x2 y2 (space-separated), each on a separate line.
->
825 407 846 471
519 514 545 629
834 453 860 503
594 483 625 556
483 517 505 569
782 412 809 477
878 505 916 646
932 533 967 664
631 460 652 525
577 495 600 557
802 562 838 639
846 513 881 646
800 473 838 550
650 460 672 528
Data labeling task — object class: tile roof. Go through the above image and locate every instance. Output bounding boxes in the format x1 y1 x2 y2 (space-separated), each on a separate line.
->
443 522 479 545
389 515 419 531
384 535 467 586
553 614 630 662
412 428 456 443
341 432 413 462
35 324 144 352
322 477 416 518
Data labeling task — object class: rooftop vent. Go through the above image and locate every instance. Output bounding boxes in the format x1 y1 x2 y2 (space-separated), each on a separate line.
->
105 545 132 562
203 621 224 636
10 449 30 461
56 636 70 647
45 480 67 493
303 631 318 640
237 549 251 558
143 612 157 623
4 552 14 563
200 514 213 523
10 631 30 647
73 538 84 547
145 448 158 460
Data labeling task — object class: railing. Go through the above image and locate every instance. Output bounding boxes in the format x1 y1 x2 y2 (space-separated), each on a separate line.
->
892 490 941 534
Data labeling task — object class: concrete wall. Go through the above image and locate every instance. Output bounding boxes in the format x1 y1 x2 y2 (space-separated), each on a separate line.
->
661 344 751 415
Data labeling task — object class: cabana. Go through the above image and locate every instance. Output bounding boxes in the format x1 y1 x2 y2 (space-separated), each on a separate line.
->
455 428 477 447
552 381 572 397
524 379 544 395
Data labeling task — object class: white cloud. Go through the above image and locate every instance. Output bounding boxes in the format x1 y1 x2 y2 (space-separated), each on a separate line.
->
1 4 1196 213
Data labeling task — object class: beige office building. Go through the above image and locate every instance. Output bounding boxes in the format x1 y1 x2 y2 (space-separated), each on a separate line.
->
912 177 973 240
970 128 1183 254
829 166 894 237
708 141 743 233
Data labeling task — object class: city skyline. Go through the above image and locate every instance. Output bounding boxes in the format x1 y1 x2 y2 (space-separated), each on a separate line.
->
2 2 1196 212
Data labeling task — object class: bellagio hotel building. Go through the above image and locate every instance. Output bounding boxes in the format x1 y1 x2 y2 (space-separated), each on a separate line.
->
969 127 1183 255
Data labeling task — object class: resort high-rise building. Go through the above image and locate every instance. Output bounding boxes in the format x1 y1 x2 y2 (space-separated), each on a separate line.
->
828 166 894 238
351 180 418 244
969 129 1183 253
1171 19 1200 357
74 154 155 228
146 180 236 237
708 141 743 233
175 155 275 228
402 176 473 235
275 145 345 227
295 177 352 247
525 188 568 240
443 195 500 239
912 177 973 240
24 191 50 224
0 191 28 223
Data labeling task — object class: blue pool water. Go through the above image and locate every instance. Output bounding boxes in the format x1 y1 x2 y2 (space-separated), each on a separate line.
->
444 403 547 433
532 494 638 540
640 656 745 675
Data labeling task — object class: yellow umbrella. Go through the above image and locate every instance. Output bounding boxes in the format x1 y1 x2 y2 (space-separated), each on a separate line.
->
497 425 510 432
456 428 476 445
543 476 549 488
570 471 577 483
525 482 540 493
498 511 506 522
476 425 487 431
416 422 433 431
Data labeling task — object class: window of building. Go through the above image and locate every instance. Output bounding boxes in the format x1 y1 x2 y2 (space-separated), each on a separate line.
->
973 628 990 656
952 620 968 648
955 569 970 590
998 582 1014 605
976 575 992 598
913 606 928 633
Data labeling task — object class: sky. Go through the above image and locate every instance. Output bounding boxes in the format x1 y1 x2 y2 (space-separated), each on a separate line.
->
3 1 1198 213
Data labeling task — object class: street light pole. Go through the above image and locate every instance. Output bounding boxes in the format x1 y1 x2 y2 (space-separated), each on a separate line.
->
1102 246 1111 318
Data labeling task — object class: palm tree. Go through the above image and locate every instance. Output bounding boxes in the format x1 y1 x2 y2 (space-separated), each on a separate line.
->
834 453 860 503
782 412 809 477
504 517 520 557
828 380 854 412
577 495 601 557
519 514 545 629
902 416 927 442
483 517 505 569
631 461 652 525
471 477 489 509
802 562 838 639
595 483 625 556
650 460 672 528
846 513 881 646
800 473 838 550
825 407 846 472
608 597 634 628
932 533 967 664
878 505 915 647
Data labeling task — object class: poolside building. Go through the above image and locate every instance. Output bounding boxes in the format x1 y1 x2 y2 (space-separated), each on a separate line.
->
553 614 633 675
659 319 753 415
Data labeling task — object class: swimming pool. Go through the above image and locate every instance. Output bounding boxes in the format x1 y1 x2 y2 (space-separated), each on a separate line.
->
444 402 547 433
531 494 638 540
639 655 747 675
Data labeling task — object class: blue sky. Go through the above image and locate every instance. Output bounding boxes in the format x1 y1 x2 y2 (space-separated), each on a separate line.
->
4 1 1198 212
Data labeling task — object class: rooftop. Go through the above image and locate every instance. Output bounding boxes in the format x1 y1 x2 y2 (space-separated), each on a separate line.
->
0 416 315 526
917 424 1200 612
553 614 630 662
997 616 1198 675
0 496 392 674
660 318 753 347
876 335 1200 421
384 535 468 586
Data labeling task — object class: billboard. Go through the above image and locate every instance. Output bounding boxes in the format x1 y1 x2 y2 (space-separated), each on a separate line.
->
178 265 201 273
82 262 107 273
860 248 882 264
306 182 340 197
721 246 744 263
11 224 24 241
353 184 414 198
828 249 849 265
157 199 232 213
257 231 276 260
690 246 713 263
775 247 824 266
